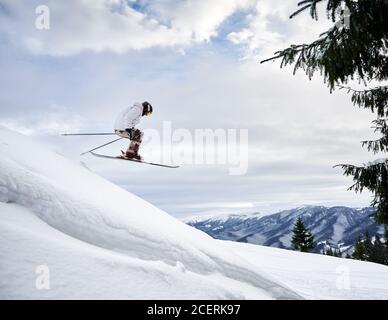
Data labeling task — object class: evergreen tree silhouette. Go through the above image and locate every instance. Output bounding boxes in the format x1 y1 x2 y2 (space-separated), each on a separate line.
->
262 0 388 224
291 217 315 252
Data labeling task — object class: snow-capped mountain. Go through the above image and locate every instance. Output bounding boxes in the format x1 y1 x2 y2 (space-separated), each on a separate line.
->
1 126 388 300
185 206 383 255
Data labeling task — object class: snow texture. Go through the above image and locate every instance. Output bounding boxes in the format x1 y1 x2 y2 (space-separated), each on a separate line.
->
0 126 299 299
1 126 387 299
225 241 388 300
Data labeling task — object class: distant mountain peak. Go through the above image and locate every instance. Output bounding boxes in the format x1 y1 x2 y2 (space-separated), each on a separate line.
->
182 211 263 224
186 206 380 255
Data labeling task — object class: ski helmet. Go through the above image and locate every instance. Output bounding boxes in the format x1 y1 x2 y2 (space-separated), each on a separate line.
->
142 101 153 116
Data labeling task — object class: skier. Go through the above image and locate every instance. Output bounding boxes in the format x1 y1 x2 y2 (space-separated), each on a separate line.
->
114 101 153 160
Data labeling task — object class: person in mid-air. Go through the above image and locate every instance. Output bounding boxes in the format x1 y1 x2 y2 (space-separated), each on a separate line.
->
114 101 153 160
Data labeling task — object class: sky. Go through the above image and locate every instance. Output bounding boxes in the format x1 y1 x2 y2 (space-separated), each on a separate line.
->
0 0 378 218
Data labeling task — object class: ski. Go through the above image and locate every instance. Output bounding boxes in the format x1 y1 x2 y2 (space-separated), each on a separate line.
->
62 133 117 136
90 152 180 168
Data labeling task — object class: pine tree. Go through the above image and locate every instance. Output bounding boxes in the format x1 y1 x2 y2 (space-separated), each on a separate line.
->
291 217 315 252
370 234 385 264
359 230 373 262
352 230 388 265
384 227 388 265
352 236 366 261
262 0 388 225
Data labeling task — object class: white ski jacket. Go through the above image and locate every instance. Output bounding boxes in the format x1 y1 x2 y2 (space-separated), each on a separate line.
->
114 103 143 130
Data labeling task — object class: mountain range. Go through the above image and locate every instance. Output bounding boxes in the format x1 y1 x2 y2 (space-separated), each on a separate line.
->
185 206 384 255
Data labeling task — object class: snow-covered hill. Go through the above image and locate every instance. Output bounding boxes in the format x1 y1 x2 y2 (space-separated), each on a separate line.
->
0 126 299 299
224 241 388 300
1 126 388 299
185 207 382 255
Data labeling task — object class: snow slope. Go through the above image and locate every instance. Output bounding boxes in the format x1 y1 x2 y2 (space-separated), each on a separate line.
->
225 241 388 300
0 126 299 299
1 126 388 300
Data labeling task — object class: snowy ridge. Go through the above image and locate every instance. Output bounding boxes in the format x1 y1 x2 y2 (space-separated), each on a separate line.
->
0 126 300 299
182 212 263 224
186 206 381 255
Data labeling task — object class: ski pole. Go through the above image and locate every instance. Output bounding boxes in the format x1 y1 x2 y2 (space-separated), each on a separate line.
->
80 137 123 156
62 133 117 136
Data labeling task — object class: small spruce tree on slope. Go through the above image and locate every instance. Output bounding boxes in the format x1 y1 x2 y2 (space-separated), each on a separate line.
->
363 231 373 261
370 234 386 265
352 237 366 261
291 217 315 252
334 249 342 258
385 227 388 265
324 247 334 256
352 230 388 265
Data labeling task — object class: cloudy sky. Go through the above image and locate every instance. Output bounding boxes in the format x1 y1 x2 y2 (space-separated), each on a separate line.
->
0 0 377 218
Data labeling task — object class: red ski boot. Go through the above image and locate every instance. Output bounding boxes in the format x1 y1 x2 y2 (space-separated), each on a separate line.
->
125 150 142 161
123 142 142 161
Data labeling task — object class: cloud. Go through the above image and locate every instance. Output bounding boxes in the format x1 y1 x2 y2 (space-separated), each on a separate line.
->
0 103 84 135
226 0 333 59
56 54 374 217
0 0 255 55
141 0 255 42
0 1 376 217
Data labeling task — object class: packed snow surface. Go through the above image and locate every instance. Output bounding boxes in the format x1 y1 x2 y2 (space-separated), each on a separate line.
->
1 126 387 299
225 241 388 300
